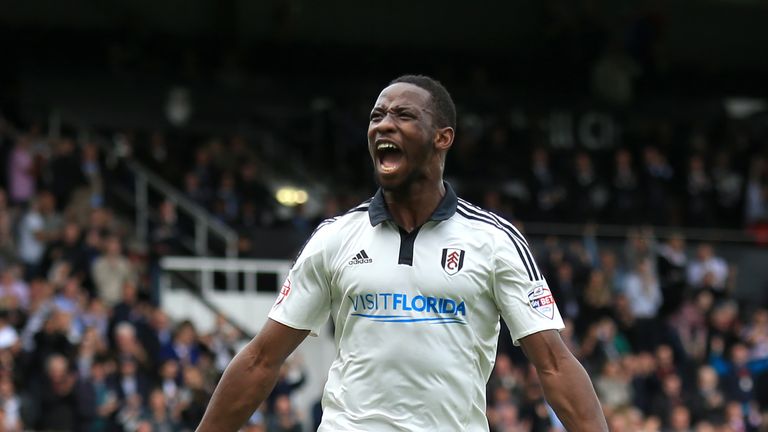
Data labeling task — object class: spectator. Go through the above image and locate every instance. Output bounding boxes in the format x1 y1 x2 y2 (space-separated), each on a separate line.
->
527 147 567 222
161 320 200 366
34 354 78 431
46 139 83 210
17 191 61 278
610 148 642 224
623 258 662 319
689 365 726 425
142 388 180 432
656 233 688 316
76 356 119 432
569 151 609 223
0 375 22 432
112 322 150 370
91 235 135 307
712 151 744 228
109 356 151 407
685 154 715 227
595 359 633 410
6 135 35 206
267 395 302 432
687 243 729 296
642 146 676 226
0 266 29 310
42 221 89 283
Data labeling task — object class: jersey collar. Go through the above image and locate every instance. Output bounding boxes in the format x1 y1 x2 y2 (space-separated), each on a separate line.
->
368 182 458 226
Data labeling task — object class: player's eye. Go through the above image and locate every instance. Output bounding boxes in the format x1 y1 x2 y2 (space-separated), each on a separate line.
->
370 112 383 122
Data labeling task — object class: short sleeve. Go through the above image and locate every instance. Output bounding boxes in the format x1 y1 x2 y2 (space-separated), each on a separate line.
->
492 234 564 346
268 223 333 335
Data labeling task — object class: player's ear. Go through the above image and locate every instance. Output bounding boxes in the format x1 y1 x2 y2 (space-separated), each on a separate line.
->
433 126 454 152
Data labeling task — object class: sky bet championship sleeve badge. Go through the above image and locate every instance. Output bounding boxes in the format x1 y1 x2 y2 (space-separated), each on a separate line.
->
441 248 465 275
527 284 555 319
273 277 291 308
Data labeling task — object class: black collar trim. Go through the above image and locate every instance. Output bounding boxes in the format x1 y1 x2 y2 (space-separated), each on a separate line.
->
368 182 458 226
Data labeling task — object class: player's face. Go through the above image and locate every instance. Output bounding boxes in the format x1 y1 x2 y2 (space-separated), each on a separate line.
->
367 83 438 191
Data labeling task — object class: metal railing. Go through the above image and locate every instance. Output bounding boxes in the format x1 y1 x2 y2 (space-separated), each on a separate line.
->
160 256 291 293
130 160 238 258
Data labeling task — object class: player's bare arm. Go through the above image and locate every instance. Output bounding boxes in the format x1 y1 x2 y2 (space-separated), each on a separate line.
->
196 319 309 432
519 329 608 432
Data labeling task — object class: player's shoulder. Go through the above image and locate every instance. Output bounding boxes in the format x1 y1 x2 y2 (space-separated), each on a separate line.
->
453 197 529 245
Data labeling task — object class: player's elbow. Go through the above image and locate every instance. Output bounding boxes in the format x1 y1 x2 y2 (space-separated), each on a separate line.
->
244 340 284 375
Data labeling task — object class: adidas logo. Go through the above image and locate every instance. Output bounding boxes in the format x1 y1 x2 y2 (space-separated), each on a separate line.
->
348 250 373 265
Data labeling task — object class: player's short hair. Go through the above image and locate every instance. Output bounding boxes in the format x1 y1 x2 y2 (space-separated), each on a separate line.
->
389 75 456 130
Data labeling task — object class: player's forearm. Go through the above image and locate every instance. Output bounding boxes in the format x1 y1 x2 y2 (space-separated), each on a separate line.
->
538 354 607 432
196 343 281 432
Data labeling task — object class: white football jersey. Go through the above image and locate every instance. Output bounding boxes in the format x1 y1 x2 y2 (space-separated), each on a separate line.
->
269 183 564 432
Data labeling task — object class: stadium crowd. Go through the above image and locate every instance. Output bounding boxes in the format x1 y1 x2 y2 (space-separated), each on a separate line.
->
1 105 768 432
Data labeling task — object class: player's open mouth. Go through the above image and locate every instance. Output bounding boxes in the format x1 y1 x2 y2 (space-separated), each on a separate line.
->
376 141 404 173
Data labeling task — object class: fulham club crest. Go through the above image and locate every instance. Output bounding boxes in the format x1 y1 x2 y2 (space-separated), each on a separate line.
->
441 248 465 275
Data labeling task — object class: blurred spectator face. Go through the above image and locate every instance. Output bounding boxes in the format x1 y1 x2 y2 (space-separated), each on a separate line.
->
662 374 682 397
656 345 674 368
615 149 632 169
121 281 137 303
62 277 81 299
695 290 714 313
532 148 548 166
602 360 622 378
730 343 749 366
46 354 69 381
152 309 170 329
104 236 122 256
175 322 197 345
642 416 661 432
183 366 204 390
274 395 293 416
668 233 685 252
697 244 714 261
494 354 513 376
724 401 743 422
160 359 179 379
159 201 176 223
62 222 81 244
195 148 210 166
669 406 690 430
184 172 200 191
697 366 718 392
608 412 629 432
120 358 137 376
600 250 618 271
689 155 705 173
149 389 166 411
220 174 236 191
91 361 107 382
0 376 15 398
115 322 137 350
38 191 56 213
694 422 716 432
557 262 573 281
575 152 592 173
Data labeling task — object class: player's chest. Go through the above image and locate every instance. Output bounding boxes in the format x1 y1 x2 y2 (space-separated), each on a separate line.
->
331 223 492 300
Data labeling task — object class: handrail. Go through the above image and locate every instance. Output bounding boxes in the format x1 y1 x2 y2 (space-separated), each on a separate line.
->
129 160 239 258
160 256 292 297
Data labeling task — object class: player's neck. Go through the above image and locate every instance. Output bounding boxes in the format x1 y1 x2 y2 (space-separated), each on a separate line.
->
383 179 445 233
